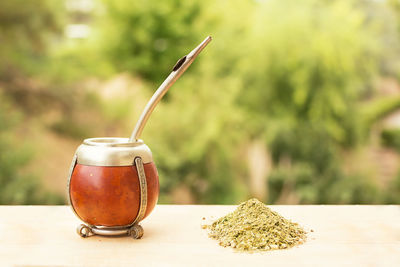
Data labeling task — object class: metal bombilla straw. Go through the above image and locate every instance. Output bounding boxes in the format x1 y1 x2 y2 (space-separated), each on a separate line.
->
129 36 212 142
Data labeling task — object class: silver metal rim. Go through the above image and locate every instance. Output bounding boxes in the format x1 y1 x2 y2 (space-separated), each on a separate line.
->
76 137 153 166
83 137 144 147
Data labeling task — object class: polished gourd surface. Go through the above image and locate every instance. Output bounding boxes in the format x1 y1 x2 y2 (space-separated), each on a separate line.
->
69 162 159 226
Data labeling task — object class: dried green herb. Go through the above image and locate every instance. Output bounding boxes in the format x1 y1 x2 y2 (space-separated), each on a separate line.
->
205 198 307 251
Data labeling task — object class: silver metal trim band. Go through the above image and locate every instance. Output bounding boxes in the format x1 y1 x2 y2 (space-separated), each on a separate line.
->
76 138 153 166
132 157 148 224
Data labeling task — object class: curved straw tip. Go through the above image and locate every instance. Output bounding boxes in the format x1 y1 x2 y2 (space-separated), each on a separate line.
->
204 35 212 43
188 36 212 58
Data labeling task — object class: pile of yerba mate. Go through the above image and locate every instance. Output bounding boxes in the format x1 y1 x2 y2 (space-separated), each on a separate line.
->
205 198 307 251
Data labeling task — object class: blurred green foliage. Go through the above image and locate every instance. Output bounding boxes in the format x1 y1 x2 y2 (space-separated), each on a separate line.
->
387 171 400 203
1 0 400 204
98 0 400 204
0 94 64 204
382 129 400 152
233 0 388 204
100 0 212 83
0 0 66 204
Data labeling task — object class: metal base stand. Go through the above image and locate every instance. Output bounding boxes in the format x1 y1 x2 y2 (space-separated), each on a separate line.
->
77 224 144 239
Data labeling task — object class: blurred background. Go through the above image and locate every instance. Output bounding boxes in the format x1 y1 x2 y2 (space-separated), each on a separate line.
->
1 0 400 205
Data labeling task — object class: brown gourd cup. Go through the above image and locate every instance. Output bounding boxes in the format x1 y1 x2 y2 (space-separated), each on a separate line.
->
68 138 159 239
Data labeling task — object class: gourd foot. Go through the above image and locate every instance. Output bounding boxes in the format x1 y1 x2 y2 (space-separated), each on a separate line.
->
128 224 144 239
77 224 92 238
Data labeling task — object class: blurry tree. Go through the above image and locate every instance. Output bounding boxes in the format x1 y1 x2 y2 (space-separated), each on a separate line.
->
239 0 382 144
388 0 400 34
93 0 400 204
99 0 214 84
0 0 66 112
0 0 66 204
386 171 400 203
0 94 63 204
229 0 390 203
2 0 400 205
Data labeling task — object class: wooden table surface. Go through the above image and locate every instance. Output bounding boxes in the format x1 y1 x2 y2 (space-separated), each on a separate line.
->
0 205 399 266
